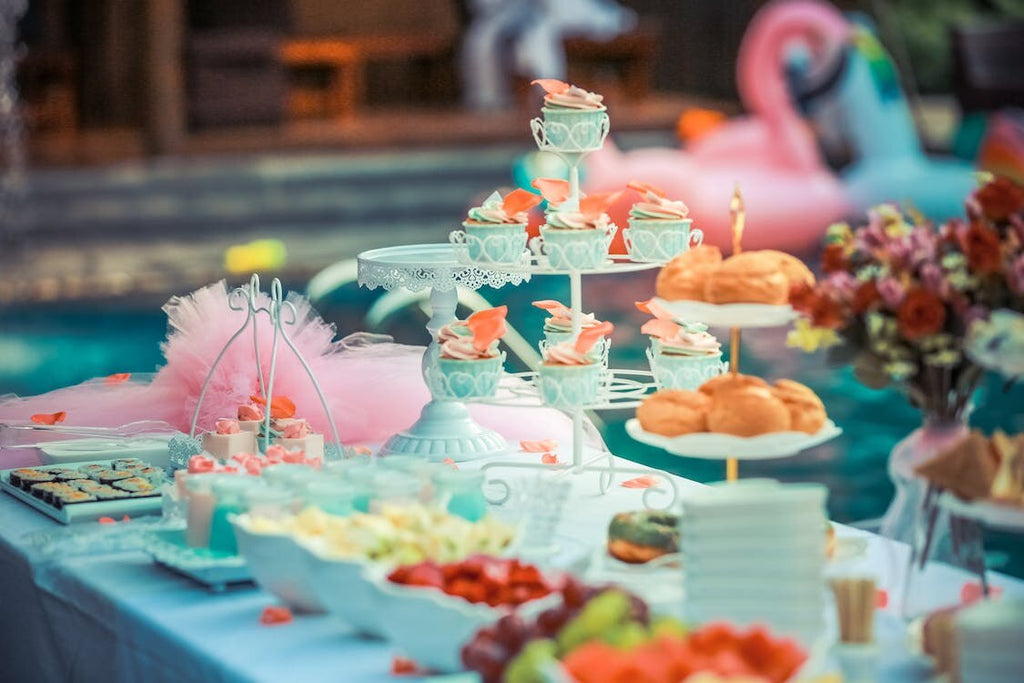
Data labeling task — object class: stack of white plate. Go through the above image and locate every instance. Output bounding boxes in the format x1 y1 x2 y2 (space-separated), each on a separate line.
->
956 598 1024 683
680 479 828 646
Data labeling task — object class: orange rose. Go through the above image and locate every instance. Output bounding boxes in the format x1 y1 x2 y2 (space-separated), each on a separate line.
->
821 243 848 274
851 280 880 314
897 288 946 340
964 222 1003 273
975 177 1024 221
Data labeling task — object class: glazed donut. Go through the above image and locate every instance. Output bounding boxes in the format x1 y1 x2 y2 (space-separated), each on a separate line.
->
607 510 680 564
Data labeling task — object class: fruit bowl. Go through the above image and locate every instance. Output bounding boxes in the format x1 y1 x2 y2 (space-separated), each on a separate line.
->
231 515 324 613
367 561 562 673
298 539 386 637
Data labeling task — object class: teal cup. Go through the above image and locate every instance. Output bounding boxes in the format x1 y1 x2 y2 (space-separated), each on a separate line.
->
463 221 528 264
433 354 505 399
537 224 616 270
537 362 604 408
538 107 609 151
624 218 703 262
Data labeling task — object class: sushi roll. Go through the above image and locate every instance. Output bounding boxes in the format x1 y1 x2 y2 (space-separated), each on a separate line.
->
90 485 130 501
72 480 104 493
78 463 107 476
133 466 165 486
55 470 90 483
113 477 156 496
10 468 55 491
112 458 145 471
54 490 96 507
93 469 132 485
32 482 72 504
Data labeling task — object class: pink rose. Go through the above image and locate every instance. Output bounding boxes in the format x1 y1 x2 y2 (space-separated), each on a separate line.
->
264 445 288 460
877 276 906 309
281 419 312 439
215 418 240 435
238 404 264 421
1011 255 1024 295
188 455 216 474
281 449 307 464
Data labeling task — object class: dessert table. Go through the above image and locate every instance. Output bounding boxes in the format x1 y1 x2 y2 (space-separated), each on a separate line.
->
2 445 1023 683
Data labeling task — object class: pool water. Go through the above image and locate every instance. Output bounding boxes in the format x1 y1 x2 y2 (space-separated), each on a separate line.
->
2 270 1023 578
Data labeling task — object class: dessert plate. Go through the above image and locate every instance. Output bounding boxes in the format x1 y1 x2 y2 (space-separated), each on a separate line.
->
626 419 841 459
937 492 1024 531
651 297 797 328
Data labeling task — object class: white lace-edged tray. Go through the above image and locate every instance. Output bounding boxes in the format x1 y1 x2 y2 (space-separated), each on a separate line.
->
651 297 798 328
145 527 252 591
626 419 842 459
1 461 165 524
937 493 1024 531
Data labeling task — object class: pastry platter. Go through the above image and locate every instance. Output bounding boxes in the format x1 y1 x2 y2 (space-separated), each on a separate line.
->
625 418 842 459
651 297 798 328
936 492 1024 531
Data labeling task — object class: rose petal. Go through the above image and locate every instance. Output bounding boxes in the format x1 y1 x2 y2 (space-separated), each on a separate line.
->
531 177 571 205
105 373 131 385
961 582 1003 604
259 606 293 625
502 188 542 216
31 411 67 425
530 78 570 95
875 589 889 609
121 515 131 522
641 319 680 339
391 656 423 676
520 439 558 452
467 306 508 352
626 180 666 198
575 321 614 354
579 190 624 220
541 453 559 465
621 475 659 489
532 299 569 314
269 396 296 420
442 457 459 470
98 517 116 524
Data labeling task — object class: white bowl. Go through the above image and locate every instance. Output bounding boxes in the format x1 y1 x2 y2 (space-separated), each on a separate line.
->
367 565 559 674
298 539 385 637
231 516 324 613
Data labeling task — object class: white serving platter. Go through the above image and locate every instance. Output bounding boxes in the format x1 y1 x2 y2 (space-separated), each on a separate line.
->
145 527 251 592
652 297 798 328
40 437 172 468
626 419 841 459
0 460 166 524
937 492 1024 531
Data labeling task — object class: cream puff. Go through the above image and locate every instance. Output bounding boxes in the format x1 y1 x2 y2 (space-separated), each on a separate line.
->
637 390 711 436
771 379 827 434
655 245 723 301
706 385 792 436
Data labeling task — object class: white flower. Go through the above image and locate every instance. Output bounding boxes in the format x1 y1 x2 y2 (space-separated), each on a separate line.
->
967 310 1024 378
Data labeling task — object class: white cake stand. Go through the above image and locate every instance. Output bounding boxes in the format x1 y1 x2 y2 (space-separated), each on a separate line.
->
357 243 530 461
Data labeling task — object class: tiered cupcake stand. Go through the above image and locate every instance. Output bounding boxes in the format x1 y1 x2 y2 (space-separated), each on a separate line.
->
626 190 842 480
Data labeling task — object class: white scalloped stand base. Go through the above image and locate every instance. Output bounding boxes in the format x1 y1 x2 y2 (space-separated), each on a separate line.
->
652 297 798 328
380 400 508 462
626 419 841 459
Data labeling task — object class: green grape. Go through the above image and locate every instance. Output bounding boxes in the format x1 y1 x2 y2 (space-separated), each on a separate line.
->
649 615 688 639
603 621 649 650
504 639 558 683
556 590 632 653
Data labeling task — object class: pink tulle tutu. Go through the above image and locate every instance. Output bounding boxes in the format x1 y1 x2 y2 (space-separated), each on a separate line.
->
0 281 581 451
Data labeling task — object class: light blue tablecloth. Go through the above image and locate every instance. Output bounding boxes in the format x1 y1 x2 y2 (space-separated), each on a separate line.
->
1 457 1021 683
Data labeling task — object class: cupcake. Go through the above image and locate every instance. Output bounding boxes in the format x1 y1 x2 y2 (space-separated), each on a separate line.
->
537 321 614 408
461 188 541 264
432 306 508 400
637 299 726 391
531 79 609 152
537 189 622 270
623 180 701 262
272 417 325 460
531 299 609 363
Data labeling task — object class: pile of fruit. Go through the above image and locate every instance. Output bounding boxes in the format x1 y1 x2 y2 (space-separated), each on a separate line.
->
387 555 559 607
460 576 806 683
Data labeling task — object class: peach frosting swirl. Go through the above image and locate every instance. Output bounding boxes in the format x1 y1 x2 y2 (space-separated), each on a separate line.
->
465 190 529 225
544 85 604 110
629 191 690 220
437 321 471 343
661 322 721 356
543 341 594 366
545 211 611 231
440 336 499 361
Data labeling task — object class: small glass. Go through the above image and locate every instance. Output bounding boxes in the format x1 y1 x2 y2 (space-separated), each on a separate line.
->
369 471 421 513
379 456 438 502
207 477 260 555
261 463 313 487
185 474 219 549
245 485 294 521
323 456 373 479
434 469 488 522
344 466 379 513
304 479 356 517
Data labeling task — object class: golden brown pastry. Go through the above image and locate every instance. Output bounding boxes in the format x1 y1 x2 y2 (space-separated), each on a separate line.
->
704 251 789 305
706 385 792 436
637 390 711 436
698 373 769 397
989 430 1024 504
914 431 999 501
756 249 816 288
655 245 723 301
771 379 827 434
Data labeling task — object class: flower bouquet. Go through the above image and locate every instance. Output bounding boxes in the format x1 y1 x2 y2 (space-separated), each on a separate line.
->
786 175 1024 544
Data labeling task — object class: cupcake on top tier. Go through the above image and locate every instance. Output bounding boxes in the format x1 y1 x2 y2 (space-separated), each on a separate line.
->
537 321 614 408
433 306 508 400
533 178 622 270
624 180 701 263
532 299 609 364
637 298 726 391
531 79 608 152
462 188 541 264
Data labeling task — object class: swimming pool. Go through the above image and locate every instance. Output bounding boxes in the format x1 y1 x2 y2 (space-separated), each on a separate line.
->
2 269 1022 578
